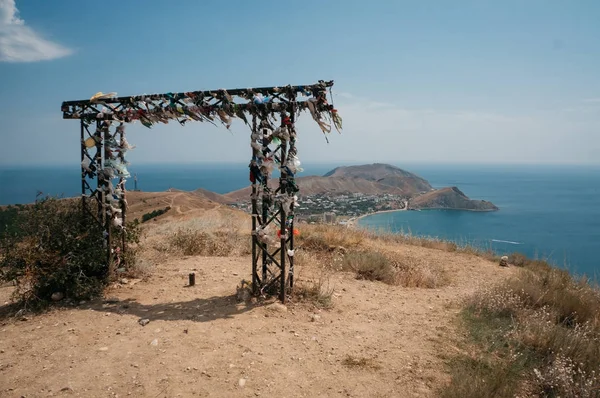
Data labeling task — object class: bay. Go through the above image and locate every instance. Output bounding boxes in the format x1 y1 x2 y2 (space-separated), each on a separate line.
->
359 164 600 277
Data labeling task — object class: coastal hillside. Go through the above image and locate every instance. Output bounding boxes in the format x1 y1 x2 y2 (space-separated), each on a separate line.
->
191 188 232 205
324 163 433 195
409 186 499 211
225 163 498 212
225 175 405 201
124 190 226 221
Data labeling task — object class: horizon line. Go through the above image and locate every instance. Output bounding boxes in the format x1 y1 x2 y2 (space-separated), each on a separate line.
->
1 161 600 168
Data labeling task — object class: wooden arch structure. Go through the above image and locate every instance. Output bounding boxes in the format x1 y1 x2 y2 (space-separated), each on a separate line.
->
61 81 341 302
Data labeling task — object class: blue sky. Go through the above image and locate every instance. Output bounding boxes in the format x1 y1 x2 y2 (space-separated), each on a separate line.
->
0 0 599 166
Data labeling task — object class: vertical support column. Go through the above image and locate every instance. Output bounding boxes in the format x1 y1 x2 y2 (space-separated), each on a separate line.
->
80 119 86 215
101 121 112 272
94 120 104 223
279 134 288 303
117 123 127 262
288 105 296 290
250 115 259 295
260 119 269 287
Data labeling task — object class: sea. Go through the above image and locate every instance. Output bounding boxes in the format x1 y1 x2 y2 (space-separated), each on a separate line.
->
1 163 599 277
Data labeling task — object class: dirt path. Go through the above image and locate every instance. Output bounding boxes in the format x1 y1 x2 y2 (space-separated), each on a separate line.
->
0 247 515 397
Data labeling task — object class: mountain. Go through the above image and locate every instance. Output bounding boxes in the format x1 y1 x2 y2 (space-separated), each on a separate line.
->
225 176 405 201
226 163 432 201
324 164 432 195
409 187 498 211
224 163 497 211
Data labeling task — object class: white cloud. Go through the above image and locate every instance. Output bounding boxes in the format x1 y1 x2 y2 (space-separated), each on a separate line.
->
0 0 72 62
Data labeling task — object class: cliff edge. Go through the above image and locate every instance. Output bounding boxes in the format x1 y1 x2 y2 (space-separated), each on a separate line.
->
409 186 498 211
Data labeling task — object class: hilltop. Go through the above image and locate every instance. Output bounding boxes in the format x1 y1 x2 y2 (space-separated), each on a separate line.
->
0 195 514 397
324 163 433 195
2 190 597 397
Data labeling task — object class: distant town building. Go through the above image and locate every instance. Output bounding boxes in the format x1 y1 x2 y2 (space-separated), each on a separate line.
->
324 212 336 224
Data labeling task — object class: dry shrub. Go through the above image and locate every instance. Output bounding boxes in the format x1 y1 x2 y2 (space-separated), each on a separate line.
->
533 354 600 398
506 266 600 327
292 274 334 309
377 231 469 254
469 284 527 318
406 236 458 252
391 254 449 288
298 224 366 252
342 250 396 284
508 252 529 267
516 311 600 374
505 252 552 269
446 264 600 397
284 251 335 308
340 250 449 288
293 249 331 270
169 228 250 257
441 356 524 398
124 257 154 278
364 228 501 263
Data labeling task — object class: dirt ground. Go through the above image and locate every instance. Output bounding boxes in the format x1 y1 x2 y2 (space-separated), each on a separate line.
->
0 199 517 397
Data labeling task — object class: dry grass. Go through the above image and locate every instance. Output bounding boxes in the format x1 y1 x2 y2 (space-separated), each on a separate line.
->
342 250 396 283
168 228 251 257
339 249 448 288
298 224 367 252
139 219 478 292
296 224 451 289
441 356 526 398
392 254 450 288
442 261 600 397
300 223 497 261
292 274 335 309
506 265 600 327
141 209 252 259
360 224 497 259
169 229 217 256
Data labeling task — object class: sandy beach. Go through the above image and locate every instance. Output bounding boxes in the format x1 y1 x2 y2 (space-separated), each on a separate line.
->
347 207 408 227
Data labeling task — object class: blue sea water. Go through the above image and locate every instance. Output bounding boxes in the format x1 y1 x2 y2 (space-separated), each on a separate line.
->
358 164 600 277
0 163 332 204
1 163 599 276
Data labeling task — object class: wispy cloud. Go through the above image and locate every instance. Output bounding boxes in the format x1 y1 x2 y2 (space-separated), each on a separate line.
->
582 98 600 103
0 0 72 62
290 93 600 164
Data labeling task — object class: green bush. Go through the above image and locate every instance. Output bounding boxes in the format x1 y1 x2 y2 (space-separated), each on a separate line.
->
0 198 136 308
0 204 23 239
141 207 170 223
